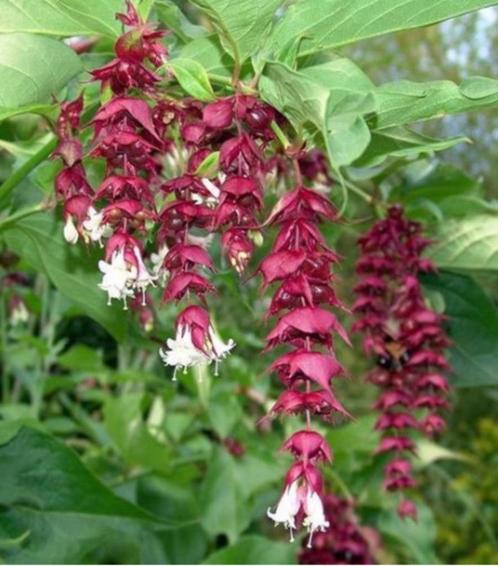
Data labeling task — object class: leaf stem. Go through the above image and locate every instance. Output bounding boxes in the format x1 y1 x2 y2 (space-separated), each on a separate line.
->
271 121 291 150
0 204 47 232
0 137 57 203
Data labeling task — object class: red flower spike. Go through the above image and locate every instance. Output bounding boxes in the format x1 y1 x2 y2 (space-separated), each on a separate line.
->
203 99 234 129
163 272 215 302
354 205 450 508
164 244 214 271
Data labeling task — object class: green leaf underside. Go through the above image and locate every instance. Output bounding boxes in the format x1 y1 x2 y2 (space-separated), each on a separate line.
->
2 211 128 342
190 0 282 63
0 0 122 36
428 214 498 271
268 0 498 57
0 34 81 108
423 272 498 387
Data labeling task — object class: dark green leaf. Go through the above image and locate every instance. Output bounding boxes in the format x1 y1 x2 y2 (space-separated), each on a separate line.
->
200 448 248 543
2 211 128 342
0 0 122 37
0 34 81 108
0 427 172 563
422 272 498 387
268 0 498 58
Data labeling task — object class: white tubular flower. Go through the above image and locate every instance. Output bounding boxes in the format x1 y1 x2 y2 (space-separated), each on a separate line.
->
98 249 136 309
207 326 236 376
132 246 157 305
150 244 169 286
63 216 79 244
303 489 330 548
82 206 110 246
159 325 210 380
267 481 301 542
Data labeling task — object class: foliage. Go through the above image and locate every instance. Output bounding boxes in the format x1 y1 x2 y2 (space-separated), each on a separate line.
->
0 0 497 564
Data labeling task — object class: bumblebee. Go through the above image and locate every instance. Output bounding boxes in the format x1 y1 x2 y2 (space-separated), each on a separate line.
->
376 336 410 370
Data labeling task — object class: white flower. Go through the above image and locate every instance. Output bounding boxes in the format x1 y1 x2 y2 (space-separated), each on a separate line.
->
303 489 330 548
10 300 29 326
98 249 136 309
159 325 210 380
267 481 301 542
132 246 157 305
207 326 236 376
159 323 235 379
201 177 221 199
150 244 169 286
63 216 79 244
82 206 110 246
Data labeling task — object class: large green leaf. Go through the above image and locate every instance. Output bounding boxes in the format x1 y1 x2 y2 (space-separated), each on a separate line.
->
156 0 206 42
204 535 297 564
0 0 121 36
2 211 128 342
0 34 81 108
422 272 498 387
268 0 498 58
374 76 498 129
200 448 248 543
354 128 468 168
0 427 172 563
190 0 282 63
104 393 172 473
260 59 377 167
428 214 498 271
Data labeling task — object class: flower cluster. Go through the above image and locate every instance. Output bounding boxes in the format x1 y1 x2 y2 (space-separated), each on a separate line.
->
262 163 351 545
353 205 450 520
53 2 235 375
298 494 379 564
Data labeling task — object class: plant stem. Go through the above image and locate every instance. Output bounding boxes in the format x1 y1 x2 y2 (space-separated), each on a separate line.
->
0 204 46 232
0 137 57 203
0 297 8 403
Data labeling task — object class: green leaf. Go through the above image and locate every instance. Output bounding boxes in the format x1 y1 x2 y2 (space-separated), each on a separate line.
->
156 0 207 42
180 35 233 77
0 104 55 123
200 448 248 543
168 57 215 101
190 0 282 63
375 76 498 129
391 163 479 203
104 393 172 473
0 427 172 563
268 0 498 58
260 59 377 166
354 128 468 168
0 34 81 108
378 502 438 564
204 535 297 564
1 211 128 342
0 0 122 37
422 272 498 387
428 214 498 271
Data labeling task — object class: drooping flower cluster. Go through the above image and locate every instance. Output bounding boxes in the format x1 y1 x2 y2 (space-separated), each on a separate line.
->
262 163 351 545
298 494 379 564
353 205 450 520
53 2 235 375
